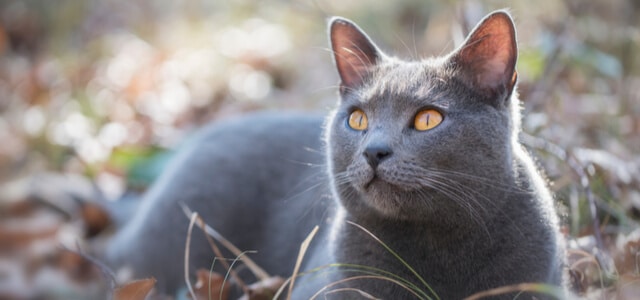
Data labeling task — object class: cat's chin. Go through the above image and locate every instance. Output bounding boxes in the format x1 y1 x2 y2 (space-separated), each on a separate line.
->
357 178 418 217
343 163 428 217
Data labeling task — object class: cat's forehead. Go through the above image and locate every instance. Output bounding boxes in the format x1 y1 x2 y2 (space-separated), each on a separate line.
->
359 58 450 103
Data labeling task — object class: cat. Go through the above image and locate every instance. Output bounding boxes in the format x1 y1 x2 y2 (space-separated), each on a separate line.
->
105 10 566 299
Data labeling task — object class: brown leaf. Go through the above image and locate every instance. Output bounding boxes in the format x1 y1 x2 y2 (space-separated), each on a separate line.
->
80 202 112 237
114 278 156 300
0 210 61 250
192 269 230 300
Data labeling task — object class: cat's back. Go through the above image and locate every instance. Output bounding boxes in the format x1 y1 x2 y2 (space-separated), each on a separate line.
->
150 111 328 207
106 111 331 293
199 111 325 154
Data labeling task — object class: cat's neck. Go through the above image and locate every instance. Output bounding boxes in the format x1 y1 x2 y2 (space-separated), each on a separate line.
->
337 207 485 249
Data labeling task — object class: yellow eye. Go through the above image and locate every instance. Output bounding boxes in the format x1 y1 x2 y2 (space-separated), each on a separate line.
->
414 109 443 131
348 109 368 131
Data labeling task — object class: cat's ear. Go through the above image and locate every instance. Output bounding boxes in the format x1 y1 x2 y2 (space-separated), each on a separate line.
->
450 11 518 101
329 17 382 94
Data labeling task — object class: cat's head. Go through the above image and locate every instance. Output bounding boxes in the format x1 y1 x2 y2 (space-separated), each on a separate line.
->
325 11 522 222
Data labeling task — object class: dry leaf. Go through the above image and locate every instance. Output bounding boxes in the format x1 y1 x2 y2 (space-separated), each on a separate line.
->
0 210 61 250
114 278 156 300
80 202 112 237
192 269 230 300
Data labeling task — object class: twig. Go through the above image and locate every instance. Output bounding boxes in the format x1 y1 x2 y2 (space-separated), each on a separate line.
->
61 242 117 300
185 212 198 300
287 225 319 300
193 211 249 295
180 204 269 281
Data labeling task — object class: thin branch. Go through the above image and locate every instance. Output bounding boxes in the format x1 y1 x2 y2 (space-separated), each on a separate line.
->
180 204 269 281
184 212 198 300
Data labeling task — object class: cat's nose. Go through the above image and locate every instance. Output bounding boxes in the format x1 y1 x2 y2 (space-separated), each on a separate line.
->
363 145 393 169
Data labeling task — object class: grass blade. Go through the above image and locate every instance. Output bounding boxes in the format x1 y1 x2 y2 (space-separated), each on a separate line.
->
286 225 319 300
309 275 427 300
346 221 439 300
185 212 198 300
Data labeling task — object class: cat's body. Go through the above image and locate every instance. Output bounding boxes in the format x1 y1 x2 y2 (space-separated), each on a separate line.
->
106 11 566 299
107 113 332 293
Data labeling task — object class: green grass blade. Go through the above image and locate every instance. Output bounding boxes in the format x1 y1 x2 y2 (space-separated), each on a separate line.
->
347 221 440 300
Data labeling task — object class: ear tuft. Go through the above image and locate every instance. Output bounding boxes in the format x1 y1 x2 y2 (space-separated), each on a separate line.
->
329 17 381 93
451 11 518 98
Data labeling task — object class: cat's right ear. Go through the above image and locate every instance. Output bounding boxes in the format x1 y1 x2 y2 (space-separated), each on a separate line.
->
449 11 518 103
329 17 382 94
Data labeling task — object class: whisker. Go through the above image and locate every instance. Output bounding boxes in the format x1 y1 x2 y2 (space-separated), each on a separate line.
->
417 169 527 239
422 166 532 194
417 176 492 240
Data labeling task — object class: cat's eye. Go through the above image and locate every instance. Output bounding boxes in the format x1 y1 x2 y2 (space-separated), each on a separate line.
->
414 109 443 131
348 109 368 131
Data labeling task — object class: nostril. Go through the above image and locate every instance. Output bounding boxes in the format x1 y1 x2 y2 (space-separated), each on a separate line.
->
363 145 393 168
376 150 390 160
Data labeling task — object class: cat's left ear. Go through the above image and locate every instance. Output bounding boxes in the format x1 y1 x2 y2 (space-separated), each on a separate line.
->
329 17 382 94
450 11 518 103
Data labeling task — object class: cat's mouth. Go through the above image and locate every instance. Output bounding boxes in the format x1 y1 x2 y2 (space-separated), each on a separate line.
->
364 173 401 191
346 163 419 193
363 175 380 190
362 170 420 193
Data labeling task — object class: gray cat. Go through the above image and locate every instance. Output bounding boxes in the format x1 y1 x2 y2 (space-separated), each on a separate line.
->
106 10 566 299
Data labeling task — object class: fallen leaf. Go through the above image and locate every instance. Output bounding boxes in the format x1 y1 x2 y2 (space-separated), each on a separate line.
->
114 277 156 300
80 202 112 237
0 209 61 250
192 269 230 300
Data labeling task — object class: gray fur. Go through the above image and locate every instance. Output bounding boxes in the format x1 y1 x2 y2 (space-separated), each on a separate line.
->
106 11 565 299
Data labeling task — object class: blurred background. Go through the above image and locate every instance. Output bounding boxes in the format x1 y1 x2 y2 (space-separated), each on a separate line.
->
0 0 638 299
